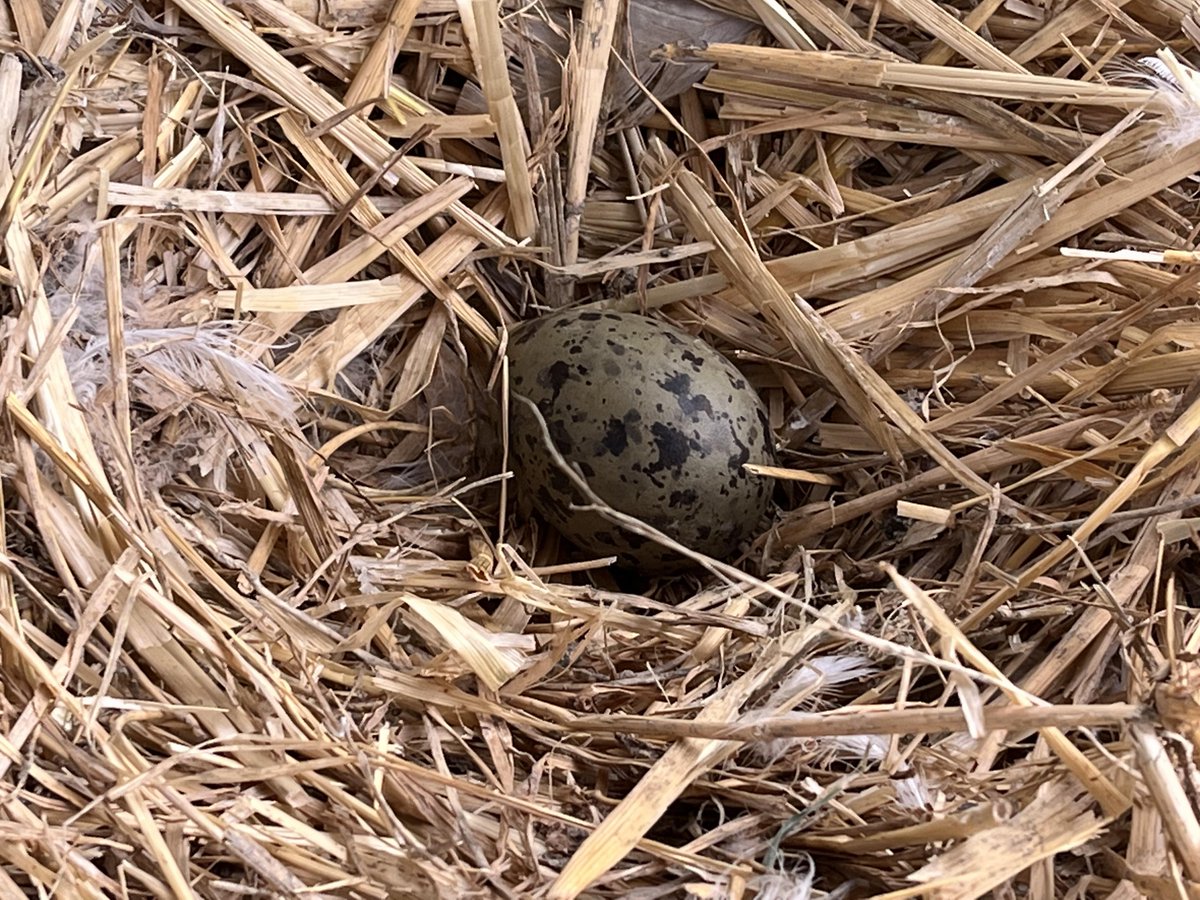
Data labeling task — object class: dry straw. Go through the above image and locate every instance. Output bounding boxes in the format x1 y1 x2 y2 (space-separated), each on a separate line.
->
2 0 1200 897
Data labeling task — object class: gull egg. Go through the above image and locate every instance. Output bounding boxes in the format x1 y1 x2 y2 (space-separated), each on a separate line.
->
507 309 775 571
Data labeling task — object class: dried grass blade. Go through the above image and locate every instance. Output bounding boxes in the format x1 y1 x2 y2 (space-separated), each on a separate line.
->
565 702 1139 740
1131 720 1200 882
464 0 536 239
564 0 621 264
749 0 818 50
398 592 525 691
215 280 430 313
105 184 428 216
920 0 1006 65
885 0 1028 74
669 44 1166 110
343 0 422 117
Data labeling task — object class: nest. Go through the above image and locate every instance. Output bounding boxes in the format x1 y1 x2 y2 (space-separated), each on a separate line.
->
2 0 1200 896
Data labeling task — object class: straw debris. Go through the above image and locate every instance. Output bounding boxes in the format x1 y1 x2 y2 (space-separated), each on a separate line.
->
3 0 1200 896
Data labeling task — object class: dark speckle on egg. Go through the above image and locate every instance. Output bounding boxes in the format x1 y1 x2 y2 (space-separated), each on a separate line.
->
507 308 776 572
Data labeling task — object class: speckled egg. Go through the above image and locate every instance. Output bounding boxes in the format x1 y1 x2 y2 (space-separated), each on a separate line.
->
507 309 776 571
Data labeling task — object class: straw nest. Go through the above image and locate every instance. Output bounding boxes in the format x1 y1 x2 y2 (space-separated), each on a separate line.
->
4 0 1200 896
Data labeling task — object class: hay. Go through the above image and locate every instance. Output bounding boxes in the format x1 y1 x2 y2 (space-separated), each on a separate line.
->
1 0 1199 896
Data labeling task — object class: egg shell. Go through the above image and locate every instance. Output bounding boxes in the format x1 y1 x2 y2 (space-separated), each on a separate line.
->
507 309 776 571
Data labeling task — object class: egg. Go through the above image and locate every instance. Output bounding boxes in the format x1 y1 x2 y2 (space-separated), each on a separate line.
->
507 309 776 571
